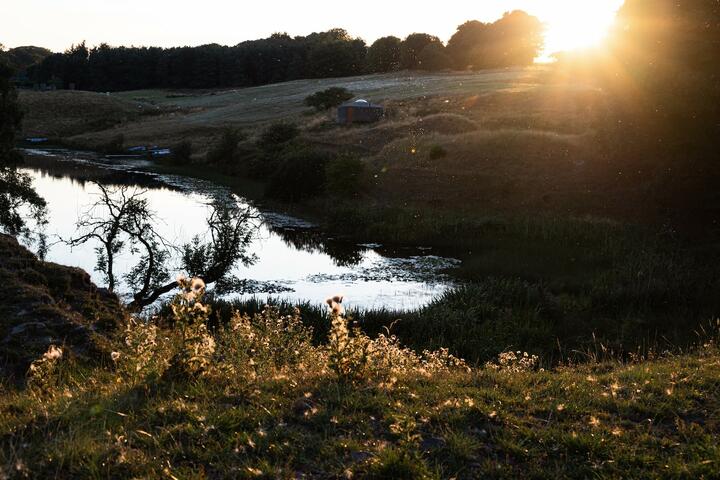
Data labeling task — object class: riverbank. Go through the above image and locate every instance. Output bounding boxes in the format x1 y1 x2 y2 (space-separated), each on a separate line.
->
20 148 720 366
0 233 123 380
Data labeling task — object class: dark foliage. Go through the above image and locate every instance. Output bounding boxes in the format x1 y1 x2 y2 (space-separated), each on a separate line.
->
399 33 444 70
27 13 546 91
417 42 452 71
428 144 447 160
170 140 193 165
605 0 720 220
0 54 46 236
206 129 244 165
265 148 330 201
366 36 402 73
304 87 354 111
447 11 544 70
30 30 367 92
256 122 300 152
325 154 365 196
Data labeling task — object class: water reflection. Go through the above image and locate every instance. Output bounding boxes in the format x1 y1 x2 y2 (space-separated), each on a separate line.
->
21 150 459 310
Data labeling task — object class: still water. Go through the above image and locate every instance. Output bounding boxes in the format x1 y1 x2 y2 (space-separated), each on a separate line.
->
20 150 459 310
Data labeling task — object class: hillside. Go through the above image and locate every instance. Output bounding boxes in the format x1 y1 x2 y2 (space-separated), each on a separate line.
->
19 67 638 219
19 67 551 145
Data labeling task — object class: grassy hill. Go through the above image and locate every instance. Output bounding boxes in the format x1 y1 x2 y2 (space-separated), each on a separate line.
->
1 291 719 478
19 67 556 146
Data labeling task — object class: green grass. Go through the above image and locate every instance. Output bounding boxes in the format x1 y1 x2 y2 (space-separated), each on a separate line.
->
2 303 719 479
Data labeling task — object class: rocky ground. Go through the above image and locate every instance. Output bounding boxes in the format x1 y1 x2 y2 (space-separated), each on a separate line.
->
0 234 125 380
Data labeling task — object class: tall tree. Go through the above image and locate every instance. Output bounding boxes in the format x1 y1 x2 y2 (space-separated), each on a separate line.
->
400 33 444 70
478 11 544 68
366 36 402 73
0 50 46 237
606 0 720 216
418 43 451 71
446 21 489 70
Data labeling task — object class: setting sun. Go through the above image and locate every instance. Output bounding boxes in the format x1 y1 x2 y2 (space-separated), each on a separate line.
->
539 0 625 57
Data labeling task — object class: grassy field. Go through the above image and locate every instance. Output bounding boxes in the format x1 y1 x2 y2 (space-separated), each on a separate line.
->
19 67 563 146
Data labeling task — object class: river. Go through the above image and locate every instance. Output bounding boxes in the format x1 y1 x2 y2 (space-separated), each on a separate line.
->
19 149 459 311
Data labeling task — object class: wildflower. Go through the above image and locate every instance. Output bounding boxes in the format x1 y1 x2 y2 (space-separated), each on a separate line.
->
111 351 121 362
191 277 206 294
193 302 210 315
43 345 63 361
589 416 601 427
326 294 345 317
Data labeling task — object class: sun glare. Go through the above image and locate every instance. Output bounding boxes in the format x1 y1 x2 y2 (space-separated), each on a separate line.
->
538 0 625 59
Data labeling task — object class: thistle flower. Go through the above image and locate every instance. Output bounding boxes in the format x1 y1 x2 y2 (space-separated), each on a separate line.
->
43 345 63 361
194 302 210 315
326 295 345 317
111 351 121 362
191 277 206 294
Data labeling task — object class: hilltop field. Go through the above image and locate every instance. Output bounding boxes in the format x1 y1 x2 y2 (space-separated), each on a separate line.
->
20 67 638 220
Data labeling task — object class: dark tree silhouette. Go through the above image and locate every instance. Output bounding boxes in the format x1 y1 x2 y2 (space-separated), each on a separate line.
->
366 36 402 73
28 12 546 91
67 184 259 310
418 43 452 71
400 33 444 70
0 51 46 238
605 0 720 218
304 87 354 111
446 21 489 70
447 12 543 70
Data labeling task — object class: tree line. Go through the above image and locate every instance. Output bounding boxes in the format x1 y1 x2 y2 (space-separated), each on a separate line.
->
27 10 543 91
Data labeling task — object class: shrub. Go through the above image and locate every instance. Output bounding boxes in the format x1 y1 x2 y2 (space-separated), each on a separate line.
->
265 147 330 201
325 154 365 196
428 144 447 160
256 122 300 152
170 140 192 164
304 87 354 111
207 128 244 165
100 134 124 154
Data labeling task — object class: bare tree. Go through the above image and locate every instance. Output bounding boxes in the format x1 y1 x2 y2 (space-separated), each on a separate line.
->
67 183 259 311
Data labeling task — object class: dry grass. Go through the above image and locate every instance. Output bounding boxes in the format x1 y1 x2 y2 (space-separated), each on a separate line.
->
18 90 156 138
18 68 556 148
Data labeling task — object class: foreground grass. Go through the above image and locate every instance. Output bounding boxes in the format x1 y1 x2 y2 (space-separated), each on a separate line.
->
1 311 719 479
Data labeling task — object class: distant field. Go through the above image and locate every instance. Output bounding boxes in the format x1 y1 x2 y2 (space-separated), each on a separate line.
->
19 66 623 219
19 67 561 143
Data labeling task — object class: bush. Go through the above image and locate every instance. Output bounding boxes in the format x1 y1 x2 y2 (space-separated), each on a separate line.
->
428 144 447 160
265 147 330 201
100 134 124 154
256 122 300 152
170 140 192 164
325 154 365 196
304 87 354 111
206 129 244 165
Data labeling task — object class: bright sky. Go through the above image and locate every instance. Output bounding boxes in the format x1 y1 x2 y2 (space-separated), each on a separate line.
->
2 0 625 57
